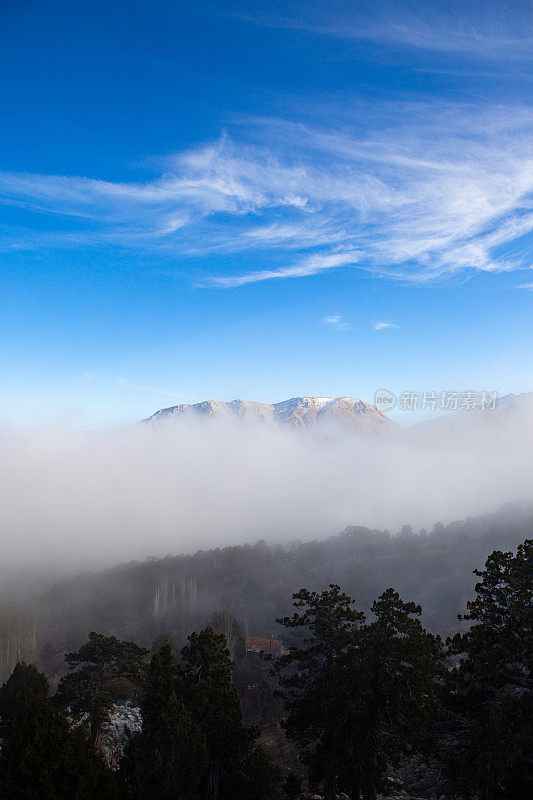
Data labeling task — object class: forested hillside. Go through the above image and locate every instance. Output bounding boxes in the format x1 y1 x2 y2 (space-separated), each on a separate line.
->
24 502 533 667
1 535 530 800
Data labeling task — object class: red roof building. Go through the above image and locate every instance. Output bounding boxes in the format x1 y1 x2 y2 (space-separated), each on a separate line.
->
246 636 284 654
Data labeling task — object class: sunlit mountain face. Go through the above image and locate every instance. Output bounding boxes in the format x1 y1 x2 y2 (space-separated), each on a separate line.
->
145 396 390 431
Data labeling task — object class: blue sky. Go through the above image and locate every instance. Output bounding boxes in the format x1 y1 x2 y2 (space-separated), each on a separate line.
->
0 0 532 427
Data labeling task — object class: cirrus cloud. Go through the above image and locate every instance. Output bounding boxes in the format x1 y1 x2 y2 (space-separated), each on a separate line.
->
0 103 532 287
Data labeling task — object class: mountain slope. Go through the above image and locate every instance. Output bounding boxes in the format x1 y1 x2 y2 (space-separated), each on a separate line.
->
145 396 390 432
413 391 533 436
144 391 533 437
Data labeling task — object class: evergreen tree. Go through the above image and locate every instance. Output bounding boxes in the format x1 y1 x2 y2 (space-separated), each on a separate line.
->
446 539 532 799
276 586 442 800
56 632 148 745
0 660 48 728
282 772 302 799
0 662 116 800
120 638 206 800
181 626 254 800
219 740 281 800
275 585 365 800
346 589 444 800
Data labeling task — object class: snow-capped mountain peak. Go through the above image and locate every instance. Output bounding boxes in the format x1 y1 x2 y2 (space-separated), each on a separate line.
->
145 396 390 432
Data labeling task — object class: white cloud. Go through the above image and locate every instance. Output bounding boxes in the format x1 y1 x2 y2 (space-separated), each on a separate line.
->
1 103 532 286
324 313 352 330
239 0 533 60
516 282 533 290
374 322 399 330
207 251 360 287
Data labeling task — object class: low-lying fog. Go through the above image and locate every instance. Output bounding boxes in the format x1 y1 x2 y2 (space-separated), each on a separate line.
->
0 411 532 585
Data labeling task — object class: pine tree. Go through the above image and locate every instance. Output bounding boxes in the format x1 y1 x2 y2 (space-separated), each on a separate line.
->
181 626 254 800
0 662 116 800
347 589 444 800
119 637 206 800
56 632 148 745
446 539 532 799
276 586 443 800
275 585 365 800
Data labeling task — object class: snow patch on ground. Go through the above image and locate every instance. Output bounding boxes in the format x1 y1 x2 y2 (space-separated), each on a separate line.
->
100 702 142 769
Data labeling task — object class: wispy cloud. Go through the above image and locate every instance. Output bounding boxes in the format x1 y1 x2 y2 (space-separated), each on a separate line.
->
374 321 399 330
237 0 533 61
516 282 533 290
207 252 360 287
324 313 352 330
1 103 532 286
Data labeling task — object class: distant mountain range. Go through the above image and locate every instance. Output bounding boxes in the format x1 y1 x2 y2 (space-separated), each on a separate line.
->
145 396 390 432
144 392 533 434
412 391 533 436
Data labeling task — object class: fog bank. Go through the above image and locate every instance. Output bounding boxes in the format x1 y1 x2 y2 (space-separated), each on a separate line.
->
0 415 532 578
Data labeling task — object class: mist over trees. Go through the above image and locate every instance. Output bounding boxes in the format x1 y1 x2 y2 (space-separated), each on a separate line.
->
0 534 530 799
13 502 530 668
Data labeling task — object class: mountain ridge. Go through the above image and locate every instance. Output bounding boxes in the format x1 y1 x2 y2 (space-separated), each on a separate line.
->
145 395 390 431
144 391 533 433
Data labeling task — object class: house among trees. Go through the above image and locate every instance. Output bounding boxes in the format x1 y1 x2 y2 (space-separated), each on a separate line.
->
246 636 284 655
